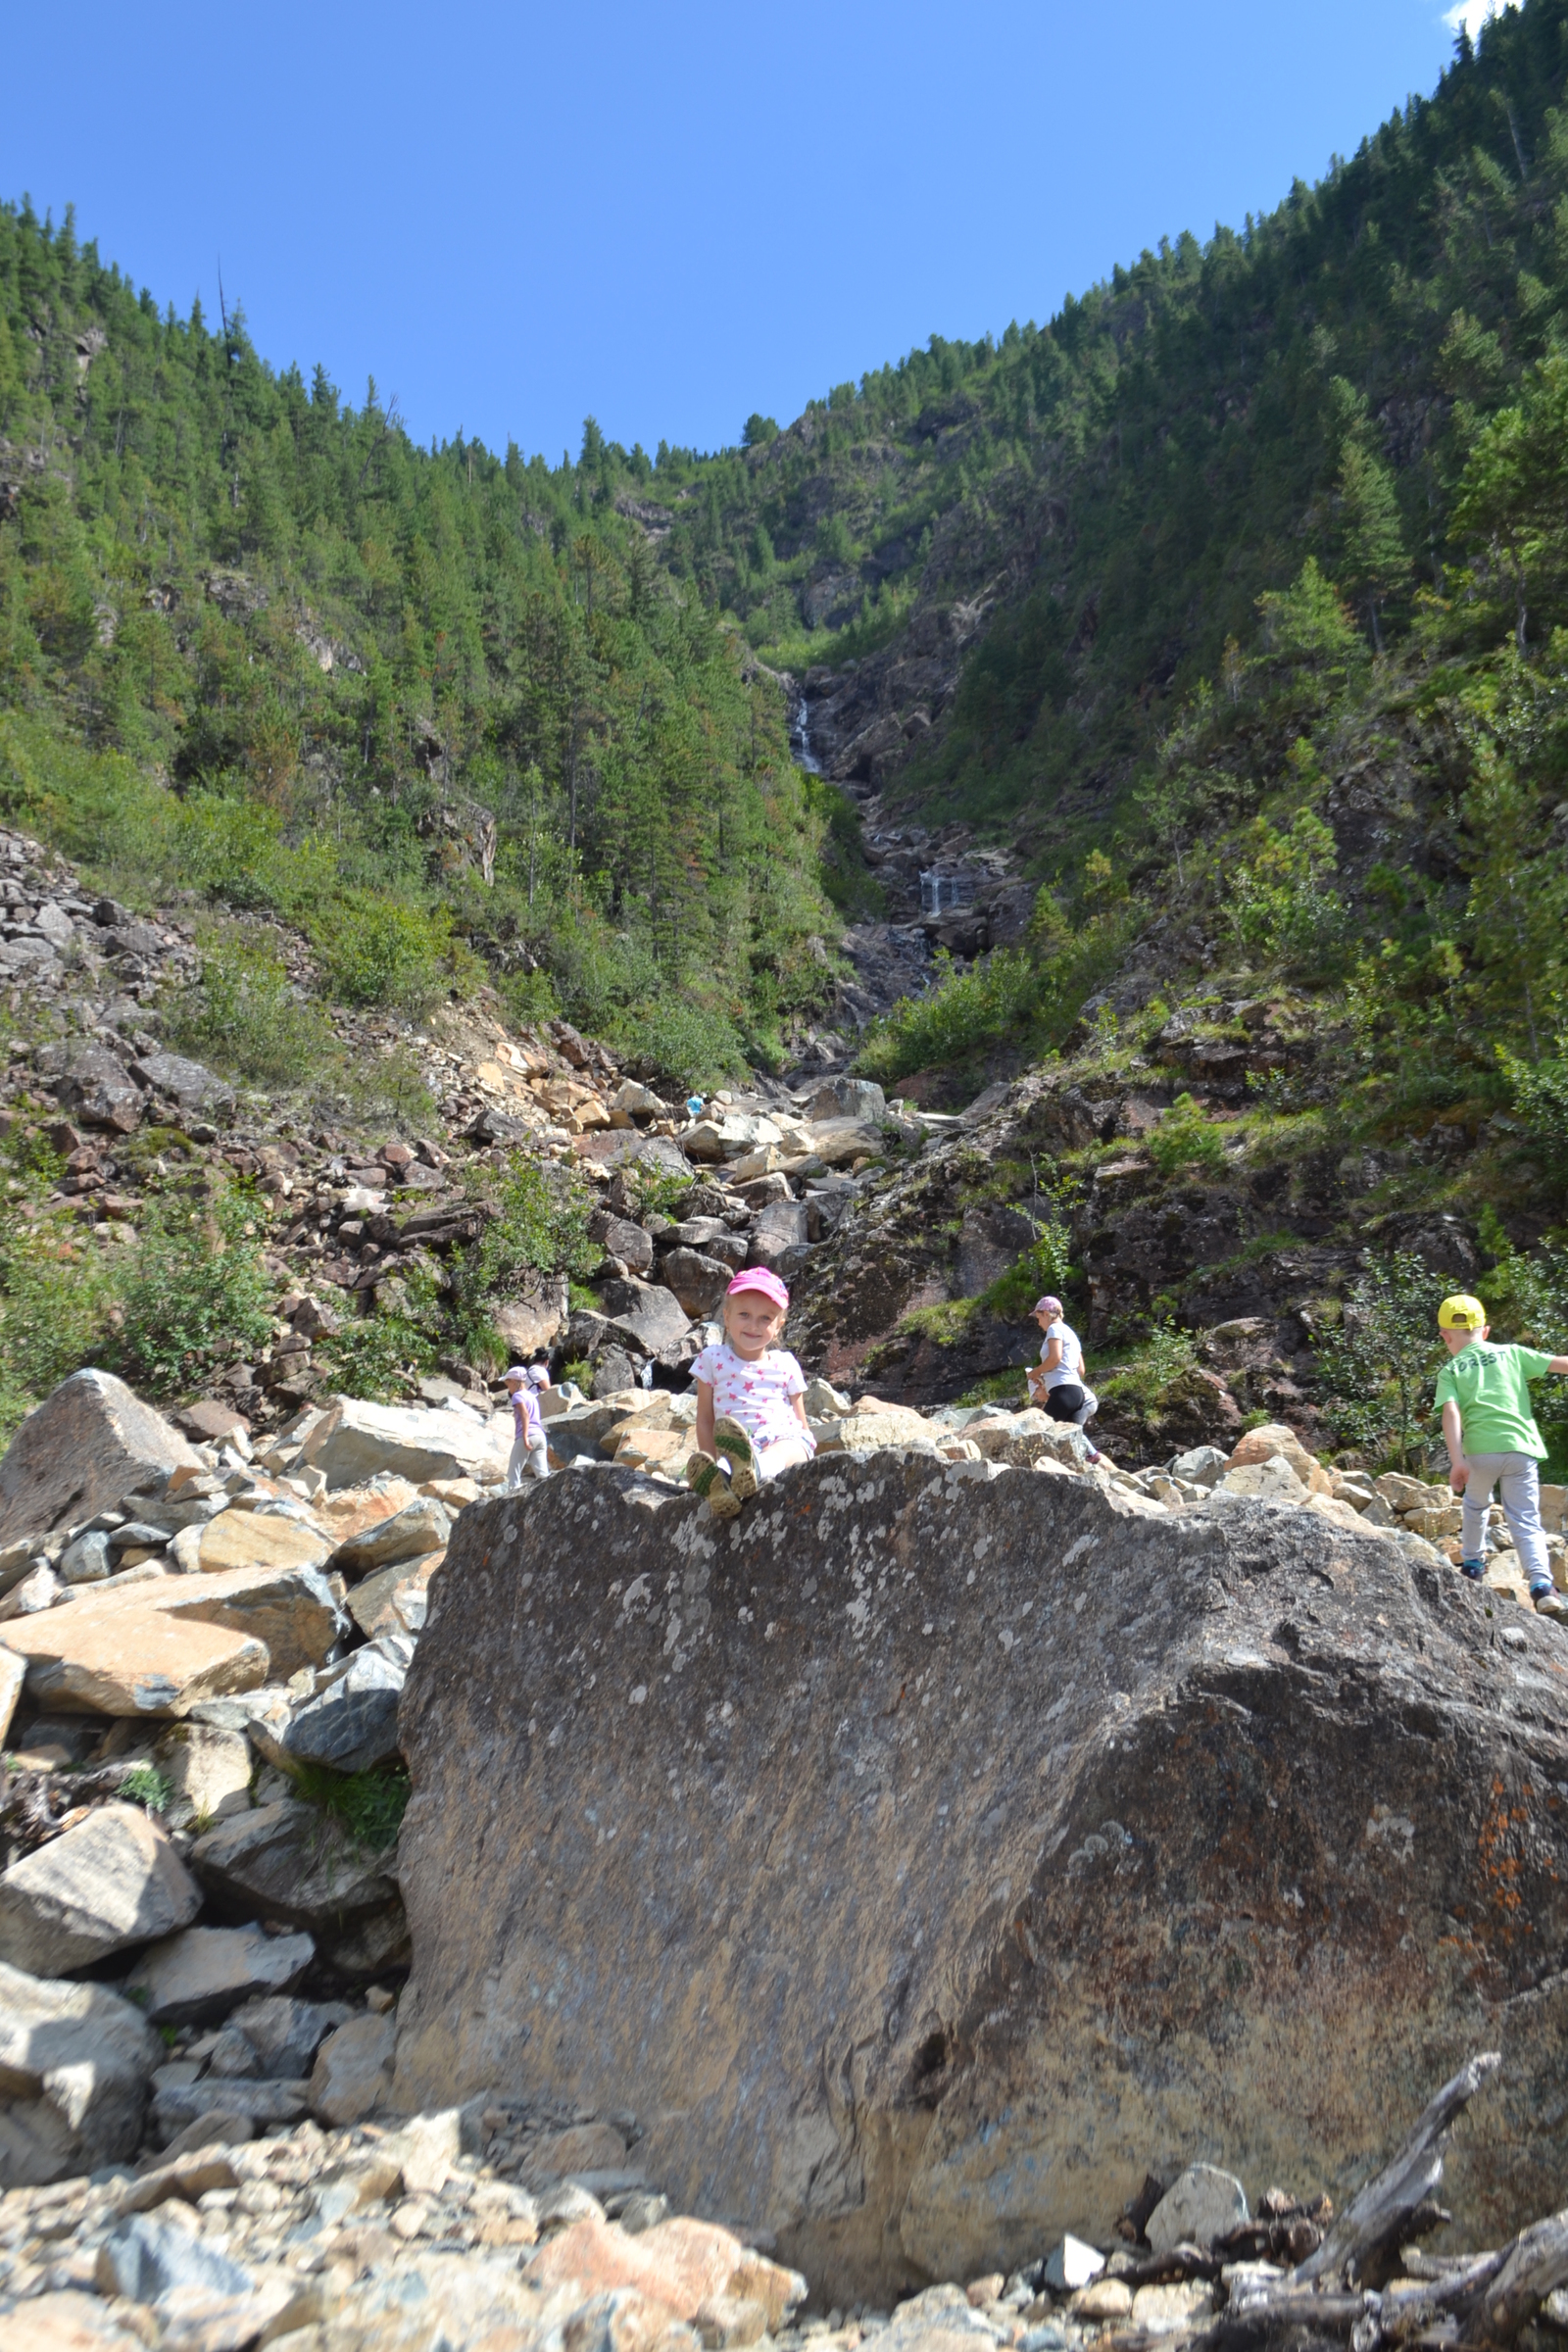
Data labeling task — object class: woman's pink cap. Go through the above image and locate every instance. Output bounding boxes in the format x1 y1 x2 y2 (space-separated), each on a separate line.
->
1032 1296 1064 1319
727 1268 789 1311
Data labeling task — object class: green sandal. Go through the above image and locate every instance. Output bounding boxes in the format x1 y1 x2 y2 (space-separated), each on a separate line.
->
686 1449 740 1520
712 1415 760 1502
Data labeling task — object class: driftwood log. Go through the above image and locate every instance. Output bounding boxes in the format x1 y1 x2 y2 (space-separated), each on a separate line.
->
1156 2055 1568 2352
1295 2054 1502 2289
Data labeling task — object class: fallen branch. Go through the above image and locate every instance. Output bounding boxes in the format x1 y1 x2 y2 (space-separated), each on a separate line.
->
1294 2054 1500 2288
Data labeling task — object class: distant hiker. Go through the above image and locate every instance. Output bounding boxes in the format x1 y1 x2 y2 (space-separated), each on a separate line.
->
686 1093 705 1121
685 1269 814 1520
503 1363 550 1489
1027 1295 1103 1463
524 1350 553 1391
1436 1294 1568 1616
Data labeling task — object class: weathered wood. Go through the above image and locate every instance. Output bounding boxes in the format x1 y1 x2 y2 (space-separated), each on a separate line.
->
1294 2053 1501 2287
1458 2210 1568 2344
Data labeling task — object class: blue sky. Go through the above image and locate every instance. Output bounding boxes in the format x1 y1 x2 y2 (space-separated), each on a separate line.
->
6 0 1504 463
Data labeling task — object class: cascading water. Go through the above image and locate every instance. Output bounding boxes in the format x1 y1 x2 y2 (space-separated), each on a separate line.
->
792 692 822 774
919 870 970 915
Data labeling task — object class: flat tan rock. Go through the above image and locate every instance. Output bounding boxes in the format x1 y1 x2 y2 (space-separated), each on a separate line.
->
347 1548 445 1637
194 1512 329 1574
527 2213 804 2330
3 1562 343 1715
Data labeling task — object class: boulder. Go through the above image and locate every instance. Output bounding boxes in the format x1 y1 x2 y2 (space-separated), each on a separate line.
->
0 1957 163 2184
661 1250 733 1321
747 1202 809 1274
804 1077 886 1124
803 1117 883 1168
1145 2162 1249 2254
282 1643 407 1771
123 1924 315 2027
596 1279 694 1359
1227 1423 1330 1494
683 1115 779 1162
0 1369 201 1546
49 1041 143 1132
1217 1455 1308 1504
150 1721 254 1831
528 2213 805 2330
347 1547 444 1638
97 2208 256 2302
150 2073 310 2139
494 1289 567 1357
3 1560 345 1715
0 1803 200 1975
192 1799 401 1934
133 1051 235 1120
1 2289 146 2349
299 1396 510 1490
395 1453 1568 2306
330 1495 452 1578
1167 1446 1228 1488
309 2010 396 2126
227 1992 352 2078
188 1511 331 1574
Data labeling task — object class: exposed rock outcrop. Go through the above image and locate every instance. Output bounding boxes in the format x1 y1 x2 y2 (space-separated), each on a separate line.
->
395 1454 1568 2304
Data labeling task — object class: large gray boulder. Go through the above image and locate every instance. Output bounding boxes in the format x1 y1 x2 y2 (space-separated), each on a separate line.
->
396 1456 1568 2307
0 1957 163 2184
0 1369 201 1546
192 1799 401 1935
0 1804 201 1976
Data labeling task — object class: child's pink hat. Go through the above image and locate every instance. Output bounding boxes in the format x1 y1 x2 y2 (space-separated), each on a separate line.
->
727 1268 789 1311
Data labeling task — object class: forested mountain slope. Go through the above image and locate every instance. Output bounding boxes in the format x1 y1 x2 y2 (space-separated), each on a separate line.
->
0 213 833 1085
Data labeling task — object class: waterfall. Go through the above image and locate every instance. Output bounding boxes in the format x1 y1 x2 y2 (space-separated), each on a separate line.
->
920 870 969 915
793 691 822 774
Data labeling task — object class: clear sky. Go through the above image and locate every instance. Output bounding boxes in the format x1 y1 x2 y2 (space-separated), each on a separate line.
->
5 0 1503 464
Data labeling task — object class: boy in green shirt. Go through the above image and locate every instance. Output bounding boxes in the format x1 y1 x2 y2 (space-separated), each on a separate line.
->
1435 1293 1568 1613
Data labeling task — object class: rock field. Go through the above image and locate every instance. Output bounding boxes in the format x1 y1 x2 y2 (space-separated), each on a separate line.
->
7 816 1568 2347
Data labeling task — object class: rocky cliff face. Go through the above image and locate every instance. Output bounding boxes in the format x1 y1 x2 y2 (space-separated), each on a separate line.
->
393 1453 1568 2306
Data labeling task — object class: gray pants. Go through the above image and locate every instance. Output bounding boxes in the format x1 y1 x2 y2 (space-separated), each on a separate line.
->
507 1431 550 1490
1461 1451 1549 1586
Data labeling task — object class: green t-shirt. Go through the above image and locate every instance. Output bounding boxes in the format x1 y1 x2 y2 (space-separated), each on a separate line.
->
1434 1340 1554 1458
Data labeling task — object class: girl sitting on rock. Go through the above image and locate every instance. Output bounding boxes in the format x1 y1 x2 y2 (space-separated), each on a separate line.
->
686 1269 815 1519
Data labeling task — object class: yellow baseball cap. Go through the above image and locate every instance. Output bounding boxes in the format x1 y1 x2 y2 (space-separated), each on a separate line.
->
1438 1294 1487 1331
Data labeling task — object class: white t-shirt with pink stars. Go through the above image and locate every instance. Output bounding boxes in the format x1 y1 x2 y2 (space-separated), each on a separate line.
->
691 1343 815 1454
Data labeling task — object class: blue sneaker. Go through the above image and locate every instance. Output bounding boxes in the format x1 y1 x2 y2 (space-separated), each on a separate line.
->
1460 1558 1486 1581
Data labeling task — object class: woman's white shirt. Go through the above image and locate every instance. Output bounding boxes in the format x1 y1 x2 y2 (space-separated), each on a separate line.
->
1037 1318 1084 1389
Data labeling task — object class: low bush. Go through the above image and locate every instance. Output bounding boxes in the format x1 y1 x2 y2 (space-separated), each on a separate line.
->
114 1188 274 1399
317 896 447 1012
166 936 335 1088
1147 1094 1229 1176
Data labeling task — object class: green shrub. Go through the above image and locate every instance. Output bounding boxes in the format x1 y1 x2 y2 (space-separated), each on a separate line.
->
315 1299 440 1401
1098 1322 1200 1420
167 937 335 1088
1314 1248 1450 1471
609 995 749 1094
0 1213 117 1439
450 1153 596 1367
858 951 1039 1084
318 897 446 1012
981 1222 1076 1320
1498 1039 1568 1182
114 1187 273 1399
1147 1094 1229 1176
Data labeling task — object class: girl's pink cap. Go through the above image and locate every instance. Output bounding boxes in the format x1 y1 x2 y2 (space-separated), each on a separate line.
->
1032 1296 1064 1319
727 1268 789 1311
